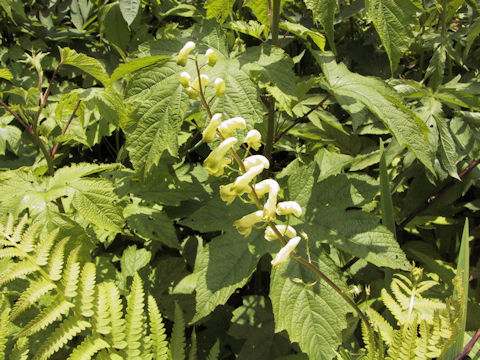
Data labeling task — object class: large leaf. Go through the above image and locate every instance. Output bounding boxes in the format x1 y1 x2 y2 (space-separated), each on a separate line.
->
270 256 350 359
304 0 336 52
59 47 109 86
119 0 140 26
110 56 170 84
366 0 417 72
303 174 411 270
204 0 235 23
311 50 435 173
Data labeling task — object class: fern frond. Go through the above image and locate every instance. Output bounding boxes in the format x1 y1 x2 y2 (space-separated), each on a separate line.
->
365 307 393 346
16 299 74 338
104 281 127 349
0 247 24 259
0 300 9 360
147 295 168 360
35 228 59 266
47 236 69 281
415 320 430 360
10 337 29 360
95 283 111 335
206 340 220 360
2 213 15 235
381 288 404 324
361 320 384 360
77 262 96 317
396 320 418 360
67 336 110 360
0 260 37 286
62 246 81 298
11 214 29 244
170 302 186 360
19 220 43 253
10 278 56 320
125 273 146 359
34 316 91 360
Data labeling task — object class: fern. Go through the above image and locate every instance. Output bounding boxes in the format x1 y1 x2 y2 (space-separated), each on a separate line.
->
148 295 168 360
170 302 186 360
125 273 147 359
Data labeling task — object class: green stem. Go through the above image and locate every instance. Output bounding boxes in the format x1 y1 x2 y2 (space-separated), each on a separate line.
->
33 62 62 130
264 97 275 166
271 0 281 45
440 0 448 37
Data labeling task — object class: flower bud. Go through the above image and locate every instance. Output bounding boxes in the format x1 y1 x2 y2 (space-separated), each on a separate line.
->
218 117 246 138
233 164 264 194
176 41 196 66
179 72 191 88
185 87 199 99
243 155 269 171
244 129 262 151
214 77 226 97
205 49 217 66
264 225 296 241
204 137 237 176
276 201 302 218
263 184 279 221
202 113 222 143
234 210 264 237
271 236 301 267
253 179 279 198
192 74 209 91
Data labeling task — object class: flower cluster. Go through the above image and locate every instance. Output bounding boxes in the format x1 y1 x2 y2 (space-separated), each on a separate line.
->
177 43 304 267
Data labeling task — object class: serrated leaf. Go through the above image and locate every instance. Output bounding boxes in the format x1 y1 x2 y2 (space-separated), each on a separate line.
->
244 0 270 29
311 50 435 173
435 114 459 179
119 0 140 26
120 246 151 278
304 0 336 52
0 117 21 155
59 47 109 86
71 179 125 233
366 0 417 73
110 56 170 83
379 141 396 237
304 174 411 270
227 20 265 39
279 21 326 51
270 258 349 359
204 0 235 23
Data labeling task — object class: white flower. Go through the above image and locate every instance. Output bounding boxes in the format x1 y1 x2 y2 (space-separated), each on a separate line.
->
252 179 280 221
264 225 296 241
233 164 264 194
205 48 217 66
176 41 196 66
234 210 264 237
192 74 209 91
218 117 246 138
204 137 237 176
276 201 302 218
243 155 269 171
202 113 222 143
179 72 191 88
244 129 262 150
271 236 301 267
214 77 226 97
220 183 250 205
253 179 280 198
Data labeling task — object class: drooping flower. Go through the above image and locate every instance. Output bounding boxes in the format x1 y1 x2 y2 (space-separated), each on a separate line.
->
252 179 280 221
204 137 237 176
264 225 296 241
192 74 209 91
253 179 279 198
243 155 269 171
243 129 262 151
214 78 226 97
233 164 265 194
234 210 264 237
218 117 246 138
271 236 301 267
205 49 217 66
220 183 251 204
176 41 196 66
276 201 302 218
202 113 222 143
179 72 191 88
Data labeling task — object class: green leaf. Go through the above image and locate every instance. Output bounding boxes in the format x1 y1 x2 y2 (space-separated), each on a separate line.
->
303 0 336 52
314 148 353 181
110 56 170 84
71 178 125 233
425 44 446 90
435 114 459 179
0 68 13 80
379 141 396 236
311 50 435 174
304 174 411 270
279 21 326 51
0 117 21 155
120 246 151 278
366 0 417 73
204 0 235 23
119 0 140 26
244 0 270 29
59 47 110 86
465 16 480 56
227 20 265 40
270 257 349 359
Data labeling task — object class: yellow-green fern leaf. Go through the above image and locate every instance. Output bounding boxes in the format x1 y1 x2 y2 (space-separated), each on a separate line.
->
0 301 9 360
16 299 74 338
77 262 96 317
47 236 70 281
63 247 81 298
19 221 43 253
125 273 146 359
10 337 29 360
67 336 110 360
105 282 127 349
0 260 38 286
10 278 55 320
11 214 29 244
0 247 24 259
397 320 418 360
366 307 394 346
35 229 59 266
381 288 404 324
415 320 430 360
94 283 111 335
170 302 186 360
34 316 91 360
147 295 168 360
2 214 15 235
206 340 220 360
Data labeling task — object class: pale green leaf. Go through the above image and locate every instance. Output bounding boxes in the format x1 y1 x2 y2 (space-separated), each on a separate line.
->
379 141 396 237
0 68 13 80
435 114 459 179
304 0 336 52
119 0 140 26
204 0 235 23
120 246 151 278
245 0 270 29
0 117 21 155
314 148 353 181
279 21 326 51
366 0 417 72
110 56 170 83
59 47 109 86
227 20 265 40
311 50 435 173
